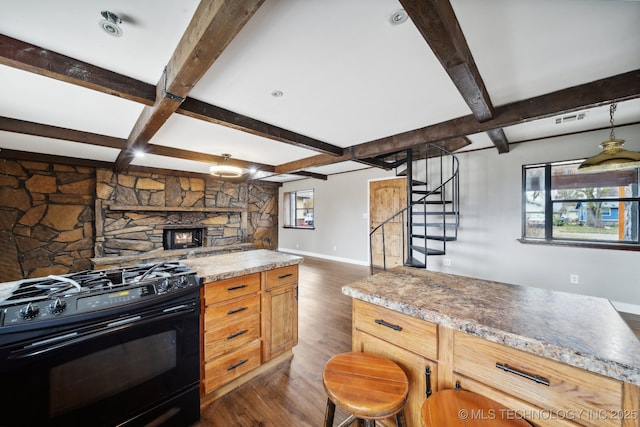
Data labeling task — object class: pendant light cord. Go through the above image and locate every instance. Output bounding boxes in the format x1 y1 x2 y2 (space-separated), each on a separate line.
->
609 103 617 140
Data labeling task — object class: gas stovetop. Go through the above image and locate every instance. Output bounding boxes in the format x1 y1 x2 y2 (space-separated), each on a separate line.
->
0 262 200 328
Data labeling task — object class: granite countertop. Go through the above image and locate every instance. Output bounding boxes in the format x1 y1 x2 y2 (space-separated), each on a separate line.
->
181 249 303 283
342 267 640 386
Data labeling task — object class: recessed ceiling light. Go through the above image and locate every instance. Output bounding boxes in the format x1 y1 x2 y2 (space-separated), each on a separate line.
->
271 90 283 98
100 10 123 37
390 9 408 25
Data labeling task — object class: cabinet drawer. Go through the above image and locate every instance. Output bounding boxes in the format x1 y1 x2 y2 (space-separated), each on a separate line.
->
204 273 261 305
203 341 261 393
204 294 260 331
353 300 438 360
204 313 261 361
265 265 298 290
453 332 623 427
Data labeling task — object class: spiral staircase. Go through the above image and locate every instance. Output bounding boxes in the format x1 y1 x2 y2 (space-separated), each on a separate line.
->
369 143 460 271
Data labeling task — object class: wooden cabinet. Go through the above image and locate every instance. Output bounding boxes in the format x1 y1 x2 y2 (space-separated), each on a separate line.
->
453 332 626 427
262 265 298 361
201 264 300 400
352 301 640 427
353 300 439 427
202 273 262 394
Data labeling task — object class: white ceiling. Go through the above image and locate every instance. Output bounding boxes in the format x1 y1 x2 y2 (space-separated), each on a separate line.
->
1 0 639 182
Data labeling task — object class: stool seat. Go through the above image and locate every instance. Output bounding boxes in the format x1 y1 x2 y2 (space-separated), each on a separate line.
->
323 352 408 425
422 389 531 426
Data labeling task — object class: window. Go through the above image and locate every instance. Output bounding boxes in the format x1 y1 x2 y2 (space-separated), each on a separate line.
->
283 189 315 229
522 160 639 249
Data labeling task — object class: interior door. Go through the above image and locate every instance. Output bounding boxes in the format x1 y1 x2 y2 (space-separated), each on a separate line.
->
369 177 407 269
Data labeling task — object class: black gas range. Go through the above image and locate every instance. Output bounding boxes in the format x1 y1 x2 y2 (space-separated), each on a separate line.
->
0 262 202 427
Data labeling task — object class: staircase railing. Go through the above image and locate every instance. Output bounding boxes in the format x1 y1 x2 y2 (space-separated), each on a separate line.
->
369 143 459 272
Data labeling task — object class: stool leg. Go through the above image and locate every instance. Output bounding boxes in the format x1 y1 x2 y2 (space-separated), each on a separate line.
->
363 420 375 427
324 398 336 427
395 409 407 427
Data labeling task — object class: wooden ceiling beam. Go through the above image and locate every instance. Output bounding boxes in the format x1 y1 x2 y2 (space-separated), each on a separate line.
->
351 69 640 160
0 148 113 169
178 98 342 155
114 0 265 171
400 0 493 122
0 116 126 149
400 0 510 153
0 116 276 172
144 144 275 173
0 34 156 105
1 35 342 159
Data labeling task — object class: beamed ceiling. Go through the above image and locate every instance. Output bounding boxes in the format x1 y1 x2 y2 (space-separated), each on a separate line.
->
1 0 639 183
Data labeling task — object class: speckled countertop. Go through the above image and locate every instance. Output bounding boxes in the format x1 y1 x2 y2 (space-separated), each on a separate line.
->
342 267 640 386
181 249 303 283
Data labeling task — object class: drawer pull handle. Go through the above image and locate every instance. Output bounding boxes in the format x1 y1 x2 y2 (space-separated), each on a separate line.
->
375 319 402 331
227 329 248 340
227 284 248 291
227 359 247 371
227 307 247 315
496 363 550 386
278 273 293 279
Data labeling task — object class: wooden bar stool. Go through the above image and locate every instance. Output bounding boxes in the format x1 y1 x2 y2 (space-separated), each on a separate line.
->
421 388 532 426
323 352 409 427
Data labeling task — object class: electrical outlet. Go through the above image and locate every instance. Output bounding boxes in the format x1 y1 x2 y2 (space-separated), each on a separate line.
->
570 274 579 285
443 259 451 267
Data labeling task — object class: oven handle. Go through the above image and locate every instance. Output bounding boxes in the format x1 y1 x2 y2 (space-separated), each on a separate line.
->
9 303 197 360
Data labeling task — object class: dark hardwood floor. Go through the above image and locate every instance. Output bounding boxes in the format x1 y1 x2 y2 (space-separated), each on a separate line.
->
196 256 640 426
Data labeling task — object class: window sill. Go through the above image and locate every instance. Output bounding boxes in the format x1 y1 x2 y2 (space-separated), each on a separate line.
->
518 238 640 252
283 226 315 230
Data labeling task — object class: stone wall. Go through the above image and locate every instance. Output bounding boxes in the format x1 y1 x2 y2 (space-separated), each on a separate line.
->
0 160 279 282
95 169 278 257
0 159 94 281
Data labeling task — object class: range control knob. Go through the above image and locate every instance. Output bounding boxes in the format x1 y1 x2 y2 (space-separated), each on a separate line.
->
176 276 187 288
160 278 172 291
49 298 67 314
19 302 40 320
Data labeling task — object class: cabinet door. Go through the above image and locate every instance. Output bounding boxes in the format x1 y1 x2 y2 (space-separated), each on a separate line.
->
262 283 298 361
354 330 437 427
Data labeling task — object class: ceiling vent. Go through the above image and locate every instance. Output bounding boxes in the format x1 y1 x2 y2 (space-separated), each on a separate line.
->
554 112 587 125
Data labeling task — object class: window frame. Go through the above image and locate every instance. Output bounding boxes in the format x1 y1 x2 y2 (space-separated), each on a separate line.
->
282 189 315 230
520 160 640 251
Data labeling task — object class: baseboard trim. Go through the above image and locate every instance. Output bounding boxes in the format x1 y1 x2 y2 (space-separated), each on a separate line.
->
612 301 640 316
277 248 369 266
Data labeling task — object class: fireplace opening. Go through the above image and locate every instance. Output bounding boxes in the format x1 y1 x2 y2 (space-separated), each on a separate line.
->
163 228 204 250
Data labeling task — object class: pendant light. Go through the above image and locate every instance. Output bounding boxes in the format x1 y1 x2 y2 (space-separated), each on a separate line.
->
209 154 243 178
578 103 640 173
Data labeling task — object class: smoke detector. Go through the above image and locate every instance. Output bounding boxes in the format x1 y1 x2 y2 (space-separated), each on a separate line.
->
100 11 123 37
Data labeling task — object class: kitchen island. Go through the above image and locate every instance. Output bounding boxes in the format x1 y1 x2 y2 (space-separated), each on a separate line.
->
343 267 640 427
182 249 303 405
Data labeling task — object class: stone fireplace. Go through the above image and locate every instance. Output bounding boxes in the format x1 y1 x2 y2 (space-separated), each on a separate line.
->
0 159 279 280
94 168 278 260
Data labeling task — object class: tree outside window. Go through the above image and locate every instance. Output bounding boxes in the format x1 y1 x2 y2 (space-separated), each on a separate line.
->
522 160 639 248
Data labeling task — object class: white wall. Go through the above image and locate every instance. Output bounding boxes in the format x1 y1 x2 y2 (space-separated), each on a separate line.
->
279 125 640 313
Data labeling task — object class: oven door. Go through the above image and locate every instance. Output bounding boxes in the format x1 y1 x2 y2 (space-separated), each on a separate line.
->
0 294 200 427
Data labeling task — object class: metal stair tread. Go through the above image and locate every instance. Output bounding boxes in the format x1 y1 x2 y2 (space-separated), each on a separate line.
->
411 234 457 241
411 245 446 256
412 222 458 227
411 200 452 204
